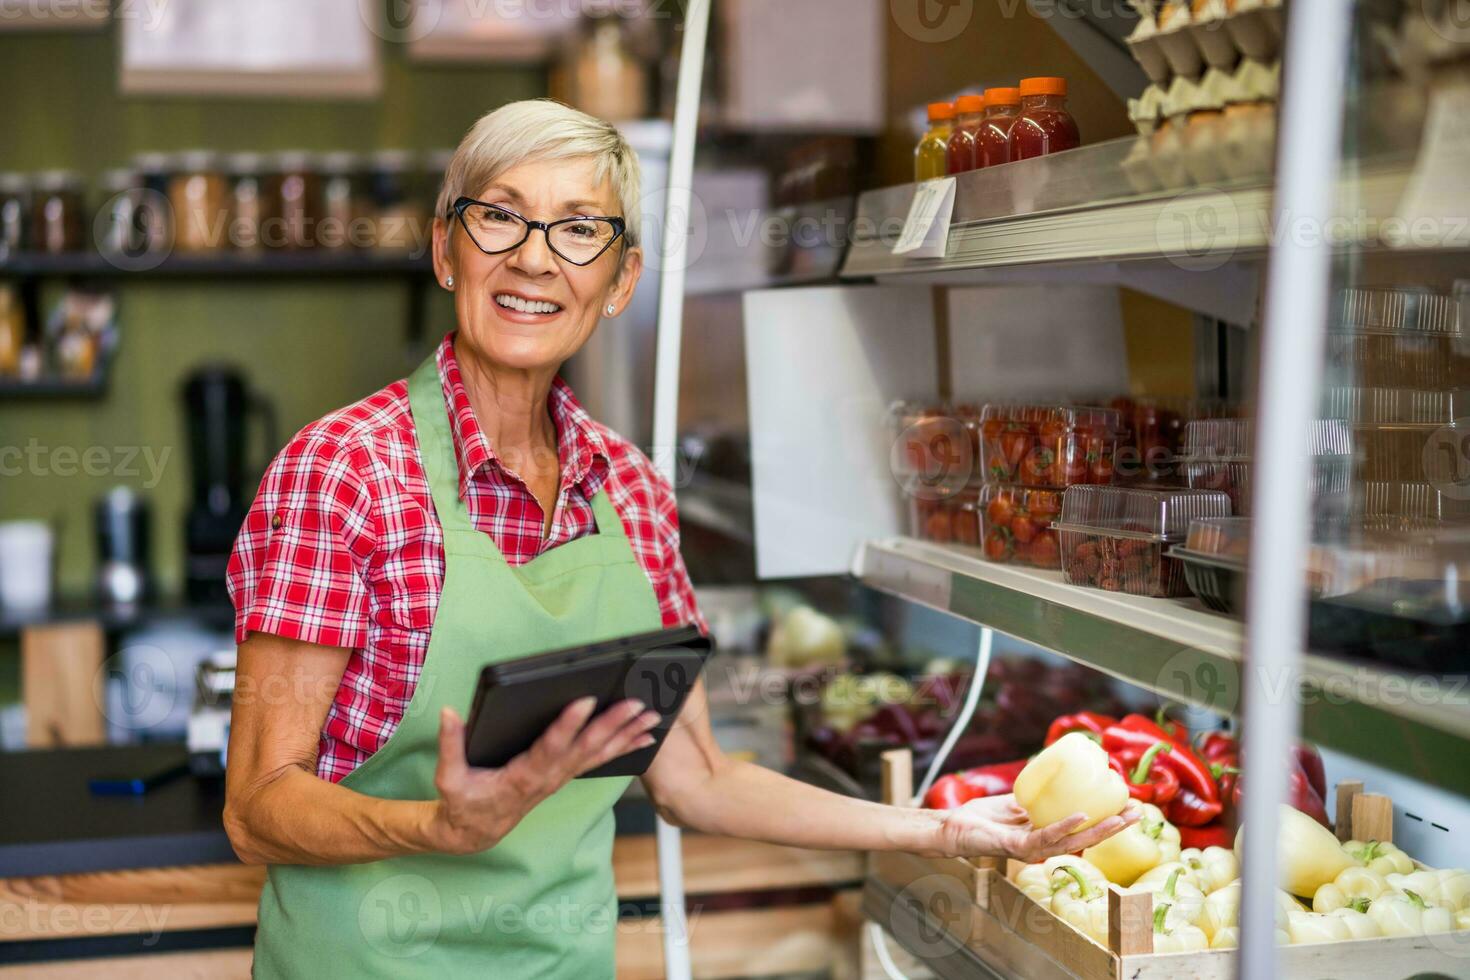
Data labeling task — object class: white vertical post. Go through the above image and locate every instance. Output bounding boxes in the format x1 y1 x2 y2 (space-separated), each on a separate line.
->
650 1 710 979
1237 2 1351 977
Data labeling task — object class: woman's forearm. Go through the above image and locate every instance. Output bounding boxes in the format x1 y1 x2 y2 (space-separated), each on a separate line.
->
663 758 952 857
225 764 441 866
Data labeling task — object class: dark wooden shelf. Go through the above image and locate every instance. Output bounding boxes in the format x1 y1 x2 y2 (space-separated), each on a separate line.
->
0 250 433 279
0 376 107 399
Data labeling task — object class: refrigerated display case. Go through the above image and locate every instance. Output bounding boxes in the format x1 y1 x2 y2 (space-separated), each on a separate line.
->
676 1 1470 976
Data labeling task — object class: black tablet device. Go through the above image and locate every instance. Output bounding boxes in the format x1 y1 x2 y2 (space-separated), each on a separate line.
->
463 625 714 778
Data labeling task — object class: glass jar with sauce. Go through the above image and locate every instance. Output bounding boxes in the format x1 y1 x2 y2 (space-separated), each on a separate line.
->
0 172 29 260
976 87 1021 168
272 151 320 250
225 152 272 254
371 150 426 254
1009 77 1081 161
133 152 175 253
319 151 370 250
32 170 84 254
169 150 228 253
914 102 954 181
946 94 986 175
97 168 148 258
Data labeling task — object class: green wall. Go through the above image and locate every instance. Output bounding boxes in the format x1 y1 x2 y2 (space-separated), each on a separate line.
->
0 26 545 598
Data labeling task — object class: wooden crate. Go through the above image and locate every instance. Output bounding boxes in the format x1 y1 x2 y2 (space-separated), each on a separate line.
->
871 749 1470 980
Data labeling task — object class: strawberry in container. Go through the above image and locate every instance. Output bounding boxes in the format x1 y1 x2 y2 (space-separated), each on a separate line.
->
979 484 1063 568
1055 486 1232 597
979 404 1123 489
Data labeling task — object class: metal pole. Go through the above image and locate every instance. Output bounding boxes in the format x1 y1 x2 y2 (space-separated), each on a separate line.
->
1236 2 1351 977
650 1 710 978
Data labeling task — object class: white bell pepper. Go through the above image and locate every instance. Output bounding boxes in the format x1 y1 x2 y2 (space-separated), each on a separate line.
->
1012 855 1106 903
1432 869 1470 912
1287 909 1353 944
1198 881 1240 940
1235 804 1356 898
1151 904 1208 953
1181 845 1238 894
1369 889 1455 937
1312 867 1389 913
1082 802 1180 885
1049 865 1109 945
1132 866 1206 928
1329 906 1382 939
1343 839 1414 876
1386 870 1445 906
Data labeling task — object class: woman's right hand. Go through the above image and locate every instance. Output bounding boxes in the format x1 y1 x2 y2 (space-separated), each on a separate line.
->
429 697 661 855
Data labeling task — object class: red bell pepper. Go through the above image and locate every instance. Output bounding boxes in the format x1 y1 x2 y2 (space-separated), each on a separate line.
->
1178 823 1234 850
1043 711 1116 746
1211 760 1242 826
1231 764 1331 827
1108 741 1180 805
1292 744 1327 801
1103 721 1220 812
1196 730 1239 764
923 759 1028 810
1166 785 1224 826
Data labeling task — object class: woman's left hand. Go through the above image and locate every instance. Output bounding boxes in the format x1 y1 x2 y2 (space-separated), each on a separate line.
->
934 795 1142 863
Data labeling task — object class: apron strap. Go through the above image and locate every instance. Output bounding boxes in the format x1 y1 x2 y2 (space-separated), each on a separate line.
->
589 487 626 540
407 353 476 534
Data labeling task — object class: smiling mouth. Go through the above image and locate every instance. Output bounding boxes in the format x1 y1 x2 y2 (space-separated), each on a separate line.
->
494 293 563 315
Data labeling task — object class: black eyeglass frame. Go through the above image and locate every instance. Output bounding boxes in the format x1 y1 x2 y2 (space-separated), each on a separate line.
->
450 196 627 267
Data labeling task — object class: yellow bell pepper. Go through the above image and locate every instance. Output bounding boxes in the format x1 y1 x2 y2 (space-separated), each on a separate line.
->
1181 845 1238 894
1082 802 1178 886
1235 804 1356 897
1151 904 1208 953
1012 731 1129 831
1329 907 1382 939
1343 839 1414 876
1287 909 1352 944
1048 865 1109 945
1386 870 1445 905
1198 881 1239 940
1011 855 1105 903
1312 867 1389 913
1369 889 1455 936
1433 869 1470 912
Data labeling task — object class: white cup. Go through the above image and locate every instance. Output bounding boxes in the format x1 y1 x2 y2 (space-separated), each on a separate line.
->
0 520 54 612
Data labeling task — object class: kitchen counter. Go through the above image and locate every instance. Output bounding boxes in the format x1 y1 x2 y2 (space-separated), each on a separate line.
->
0 742 665 879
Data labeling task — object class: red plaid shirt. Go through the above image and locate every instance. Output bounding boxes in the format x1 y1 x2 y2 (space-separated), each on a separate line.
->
227 332 704 782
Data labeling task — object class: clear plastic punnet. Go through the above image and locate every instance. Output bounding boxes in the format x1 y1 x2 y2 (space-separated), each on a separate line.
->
1054 486 1231 596
1332 285 1463 336
908 485 980 547
1324 334 1470 390
1323 387 1470 425
978 403 1123 488
976 483 1064 569
1180 418 1353 514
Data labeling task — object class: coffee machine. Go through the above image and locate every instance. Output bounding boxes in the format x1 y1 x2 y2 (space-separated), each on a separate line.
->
181 367 275 604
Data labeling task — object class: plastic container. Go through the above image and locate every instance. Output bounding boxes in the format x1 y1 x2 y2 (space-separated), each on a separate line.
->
977 484 1064 569
976 87 1021 168
909 485 980 547
915 102 954 182
978 403 1122 488
1324 333 1470 390
946 94 985 175
1180 418 1353 514
1332 286 1462 336
1352 481 1470 523
887 400 978 484
1009 77 1081 161
1323 387 1470 425
1354 423 1465 484
1055 486 1231 596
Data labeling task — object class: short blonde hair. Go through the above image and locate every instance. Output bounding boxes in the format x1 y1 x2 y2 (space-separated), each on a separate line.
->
437 99 643 248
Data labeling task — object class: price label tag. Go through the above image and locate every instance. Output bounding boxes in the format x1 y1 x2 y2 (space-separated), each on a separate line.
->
1395 81 1470 249
891 177 957 258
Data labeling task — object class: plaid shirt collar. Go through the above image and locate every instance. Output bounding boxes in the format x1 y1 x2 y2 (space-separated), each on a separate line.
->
435 332 611 502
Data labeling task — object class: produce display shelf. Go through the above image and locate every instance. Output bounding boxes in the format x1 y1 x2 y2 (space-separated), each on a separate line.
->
0 251 433 279
854 537 1470 797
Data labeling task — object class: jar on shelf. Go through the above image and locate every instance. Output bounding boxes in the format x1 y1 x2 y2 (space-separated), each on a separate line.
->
0 284 23 376
133 152 175 253
32 170 84 254
225 152 272 253
272 151 320 250
319 151 370 250
168 150 228 253
370 150 426 254
0 172 29 260
1009 77 1081 161
96 168 148 258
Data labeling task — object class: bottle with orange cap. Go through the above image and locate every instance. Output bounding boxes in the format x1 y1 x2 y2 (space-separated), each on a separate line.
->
1008 77 1081 161
945 93 986 175
914 101 954 182
977 86 1021 168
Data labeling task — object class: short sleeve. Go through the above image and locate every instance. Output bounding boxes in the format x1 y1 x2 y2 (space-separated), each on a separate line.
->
650 474 708 635
226 434 377 648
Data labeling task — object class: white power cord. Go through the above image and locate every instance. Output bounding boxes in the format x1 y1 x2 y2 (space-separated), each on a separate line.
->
913 626 994 806
867 627 997 980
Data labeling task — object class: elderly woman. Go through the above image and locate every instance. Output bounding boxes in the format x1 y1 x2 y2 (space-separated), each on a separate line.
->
224 99 1136 977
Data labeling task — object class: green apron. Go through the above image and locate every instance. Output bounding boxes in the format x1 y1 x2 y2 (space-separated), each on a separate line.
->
252 353 664 978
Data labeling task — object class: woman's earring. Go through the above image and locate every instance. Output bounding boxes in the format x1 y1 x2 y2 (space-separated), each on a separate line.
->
606 304 616 316
444 276 455 289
